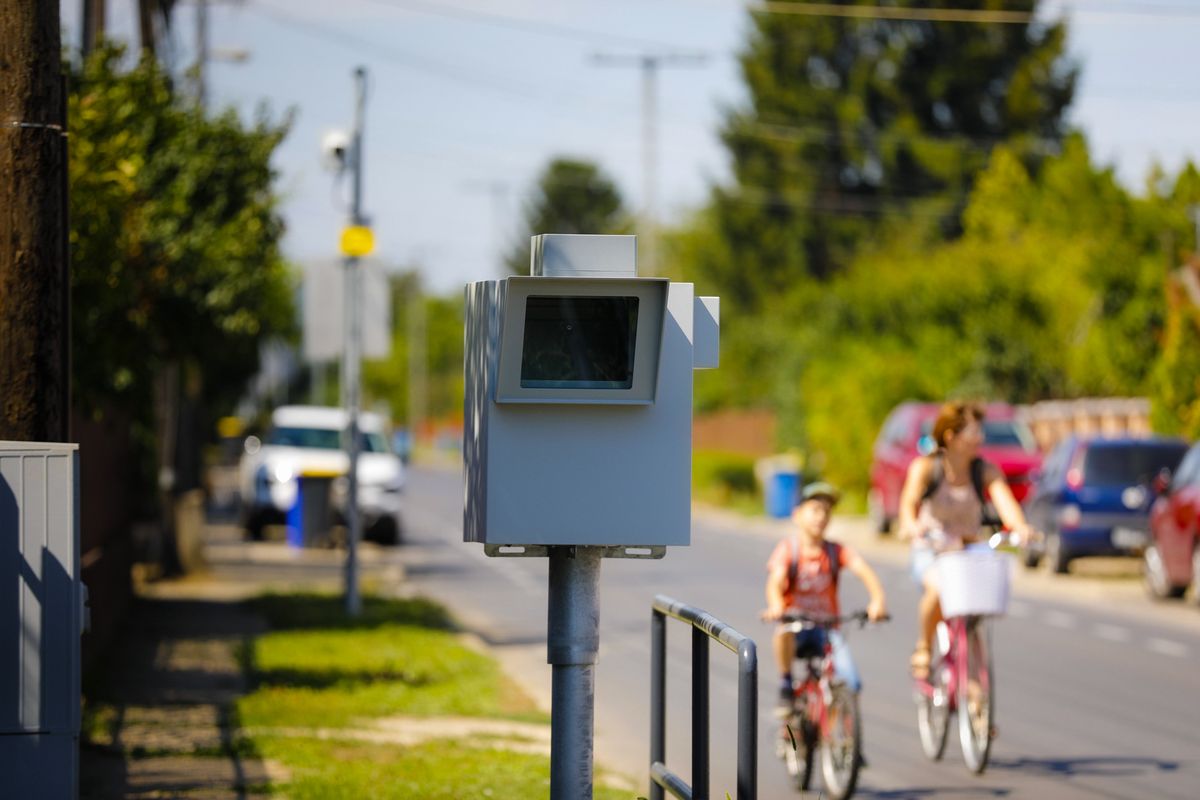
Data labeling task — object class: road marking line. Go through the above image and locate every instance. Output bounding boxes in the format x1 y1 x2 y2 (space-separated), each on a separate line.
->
1092 623 1131 643
1045 610 1077 628
1147 638 1189 658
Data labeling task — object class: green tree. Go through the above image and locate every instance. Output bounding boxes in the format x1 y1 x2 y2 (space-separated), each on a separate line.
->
363 271 464 426
70 45 294 488
700 0 1077 312
503 158 629 275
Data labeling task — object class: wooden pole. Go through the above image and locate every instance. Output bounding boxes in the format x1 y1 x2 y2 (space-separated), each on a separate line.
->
0 0 68 442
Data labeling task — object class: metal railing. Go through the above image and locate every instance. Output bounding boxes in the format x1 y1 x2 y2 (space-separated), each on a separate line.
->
650 594 757 800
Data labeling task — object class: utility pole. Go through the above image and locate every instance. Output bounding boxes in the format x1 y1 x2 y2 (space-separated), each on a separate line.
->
341 67 369 618
137 0 157 56
464 179 510 275
190 0 250 110
196 0 209 108
80 0 106 56
591 52 708 276
407 285 427 449
1 0 69 442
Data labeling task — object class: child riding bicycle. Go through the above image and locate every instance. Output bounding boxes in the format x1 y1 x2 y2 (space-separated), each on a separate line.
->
763 482 888 712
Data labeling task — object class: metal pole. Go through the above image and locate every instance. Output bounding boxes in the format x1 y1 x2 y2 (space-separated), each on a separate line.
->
590 52 706 277
649 609 666 800
736 640 758 800
196 0 208 108
344 66 367 618
641 56 657 277
692 627 709 800
407 288 426 447
547 546 602 800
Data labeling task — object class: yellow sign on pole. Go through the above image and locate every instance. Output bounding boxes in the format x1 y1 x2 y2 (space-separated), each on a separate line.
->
340 225 375 257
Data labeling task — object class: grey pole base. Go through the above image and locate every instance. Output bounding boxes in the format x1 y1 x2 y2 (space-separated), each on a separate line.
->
547 546 602 800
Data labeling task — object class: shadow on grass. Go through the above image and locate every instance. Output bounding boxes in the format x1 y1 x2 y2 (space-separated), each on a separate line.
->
81 596 271 800
247 592 453 632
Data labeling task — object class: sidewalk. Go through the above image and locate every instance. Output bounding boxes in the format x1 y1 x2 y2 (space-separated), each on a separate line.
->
80 579 283 799
80 522 405 799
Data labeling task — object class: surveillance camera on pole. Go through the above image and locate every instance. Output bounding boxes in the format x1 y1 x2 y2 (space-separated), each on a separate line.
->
321 129 352 173
464 233 719 798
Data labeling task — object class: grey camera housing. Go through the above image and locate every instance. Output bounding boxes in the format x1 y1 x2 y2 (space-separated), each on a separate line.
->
464 234 719 547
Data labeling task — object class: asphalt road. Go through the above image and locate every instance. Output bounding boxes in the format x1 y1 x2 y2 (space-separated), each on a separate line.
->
396 464 1200 799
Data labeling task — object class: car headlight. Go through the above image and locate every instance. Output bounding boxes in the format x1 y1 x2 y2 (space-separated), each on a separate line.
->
271 463 295 484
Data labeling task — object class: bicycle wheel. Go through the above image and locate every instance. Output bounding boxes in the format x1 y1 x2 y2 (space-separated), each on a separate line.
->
917 629 951 761
781 714 815 792
820 685 861 800
958 618 995 774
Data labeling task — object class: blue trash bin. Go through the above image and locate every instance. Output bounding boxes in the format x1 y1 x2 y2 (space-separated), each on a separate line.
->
286 476 333 547
766 471 799 518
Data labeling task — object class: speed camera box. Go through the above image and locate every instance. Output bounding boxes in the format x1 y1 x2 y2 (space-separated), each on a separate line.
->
464 234 718 547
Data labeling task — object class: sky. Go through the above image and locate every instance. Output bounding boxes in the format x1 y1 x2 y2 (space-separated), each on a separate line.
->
59 1 1200 295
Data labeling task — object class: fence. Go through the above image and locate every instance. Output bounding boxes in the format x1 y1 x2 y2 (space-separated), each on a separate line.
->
650 594 757 800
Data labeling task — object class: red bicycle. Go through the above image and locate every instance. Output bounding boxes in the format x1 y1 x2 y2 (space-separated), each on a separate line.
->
914 532 1016 774
775 610 887 799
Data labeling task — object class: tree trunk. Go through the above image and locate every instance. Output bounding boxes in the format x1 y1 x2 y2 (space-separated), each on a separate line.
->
0 1 67 442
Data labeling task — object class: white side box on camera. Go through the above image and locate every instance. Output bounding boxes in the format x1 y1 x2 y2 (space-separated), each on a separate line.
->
464 234 719 547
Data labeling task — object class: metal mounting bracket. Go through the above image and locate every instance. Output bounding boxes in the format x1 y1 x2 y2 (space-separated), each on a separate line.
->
483 544 666 559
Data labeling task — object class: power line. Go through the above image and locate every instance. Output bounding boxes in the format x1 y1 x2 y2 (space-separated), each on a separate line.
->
733 119 1063 154
753 0 1200 24
250 1 547 100
756 1 1035 24
357 0 703 52
718 184 965 218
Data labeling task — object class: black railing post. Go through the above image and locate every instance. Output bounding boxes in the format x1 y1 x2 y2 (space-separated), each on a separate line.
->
692 627 709 800
737 639 758 800
650 595 755 800
650 607 666 800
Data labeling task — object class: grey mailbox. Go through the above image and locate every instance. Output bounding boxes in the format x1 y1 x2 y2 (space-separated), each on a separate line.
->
464 234 719 547
1 442 83 799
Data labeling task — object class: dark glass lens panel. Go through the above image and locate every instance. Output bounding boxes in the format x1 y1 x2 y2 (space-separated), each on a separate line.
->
520 296 638 389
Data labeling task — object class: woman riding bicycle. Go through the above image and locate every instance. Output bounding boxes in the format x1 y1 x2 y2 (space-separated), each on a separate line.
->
898 402 1035 678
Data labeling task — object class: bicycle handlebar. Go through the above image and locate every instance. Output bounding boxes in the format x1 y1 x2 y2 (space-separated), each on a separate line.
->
777 610 891 630
987 530 1023 549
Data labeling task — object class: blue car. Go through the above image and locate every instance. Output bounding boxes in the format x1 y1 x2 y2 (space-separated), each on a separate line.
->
1022 436 1189 573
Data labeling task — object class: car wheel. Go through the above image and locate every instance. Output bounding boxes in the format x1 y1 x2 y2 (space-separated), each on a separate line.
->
244 510 265 542
369 516 402 547
1044 532 1071 575
1143 544 1186 600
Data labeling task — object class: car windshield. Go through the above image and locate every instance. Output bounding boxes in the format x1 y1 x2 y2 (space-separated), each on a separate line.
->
918 419 1035 451
1083 444 1187 487
267 426 390 453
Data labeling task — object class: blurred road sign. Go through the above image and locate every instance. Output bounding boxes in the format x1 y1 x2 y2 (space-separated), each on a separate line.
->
303 260 391 362
340 225 375 257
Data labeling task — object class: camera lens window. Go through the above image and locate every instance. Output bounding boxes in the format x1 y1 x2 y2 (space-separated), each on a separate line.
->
520 296 638 389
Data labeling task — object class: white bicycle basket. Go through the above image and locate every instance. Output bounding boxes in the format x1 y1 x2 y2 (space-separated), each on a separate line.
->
937 548 1012 618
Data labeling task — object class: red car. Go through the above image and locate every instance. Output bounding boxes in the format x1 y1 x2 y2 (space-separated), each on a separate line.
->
869 401 1043 534
1145 441 1200 601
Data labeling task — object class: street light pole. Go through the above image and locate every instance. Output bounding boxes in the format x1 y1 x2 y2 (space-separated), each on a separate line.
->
343 66 368 617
